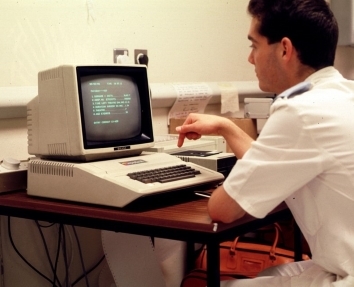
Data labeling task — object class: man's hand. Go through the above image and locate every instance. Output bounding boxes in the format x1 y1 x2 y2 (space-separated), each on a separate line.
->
175 113 254 159
175 113 226 147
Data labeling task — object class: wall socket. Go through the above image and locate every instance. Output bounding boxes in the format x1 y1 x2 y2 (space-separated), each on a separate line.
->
113 48 129 63
134 49 148 64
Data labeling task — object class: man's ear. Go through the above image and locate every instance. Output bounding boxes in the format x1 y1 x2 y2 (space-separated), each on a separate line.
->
280 37 294 61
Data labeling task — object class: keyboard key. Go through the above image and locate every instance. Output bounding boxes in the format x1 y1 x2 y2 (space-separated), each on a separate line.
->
159 173 195 183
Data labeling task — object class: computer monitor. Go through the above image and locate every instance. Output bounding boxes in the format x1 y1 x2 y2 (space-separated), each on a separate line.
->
27 64 154 161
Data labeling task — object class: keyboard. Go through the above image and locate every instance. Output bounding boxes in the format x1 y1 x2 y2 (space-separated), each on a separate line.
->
27 153 224 208
127 164 201 183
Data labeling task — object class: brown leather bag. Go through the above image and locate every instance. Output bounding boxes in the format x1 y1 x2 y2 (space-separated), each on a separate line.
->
180 269 238 287
194 223 310 279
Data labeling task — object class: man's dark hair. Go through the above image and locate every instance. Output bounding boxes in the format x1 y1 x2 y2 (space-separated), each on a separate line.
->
248 0 339 70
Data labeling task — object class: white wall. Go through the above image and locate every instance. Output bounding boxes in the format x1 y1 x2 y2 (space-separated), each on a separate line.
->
335 46 354 80
0 0 256 87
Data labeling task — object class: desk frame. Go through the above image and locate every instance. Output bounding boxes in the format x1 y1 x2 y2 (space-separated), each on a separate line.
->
0 190 296 287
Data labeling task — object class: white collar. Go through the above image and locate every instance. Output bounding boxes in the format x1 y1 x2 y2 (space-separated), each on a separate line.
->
273 81 312 104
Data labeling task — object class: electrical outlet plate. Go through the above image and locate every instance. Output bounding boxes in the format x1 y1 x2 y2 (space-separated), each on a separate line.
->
113 48 129 63
134 49 148 64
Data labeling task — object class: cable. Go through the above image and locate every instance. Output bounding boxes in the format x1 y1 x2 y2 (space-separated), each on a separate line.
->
34 220 62 287
61 224 70 287
71 226 90 287
36 221 56 228
52 224 63 287
8 217 59 287
9 217 105 287
71 255 105 286
64 224 75 274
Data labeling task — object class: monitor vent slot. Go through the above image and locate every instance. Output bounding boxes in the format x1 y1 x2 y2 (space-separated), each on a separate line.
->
30 161 74 177
48 143 68 155
27 108 33 147
39 67 62 81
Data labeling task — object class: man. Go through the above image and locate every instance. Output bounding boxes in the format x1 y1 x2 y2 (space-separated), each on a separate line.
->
176 0 354 286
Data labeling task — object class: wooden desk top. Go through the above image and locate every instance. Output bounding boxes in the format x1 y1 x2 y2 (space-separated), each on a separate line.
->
0 190 291 242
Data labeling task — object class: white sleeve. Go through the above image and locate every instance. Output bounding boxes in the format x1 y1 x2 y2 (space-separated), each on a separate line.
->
223 101 327 218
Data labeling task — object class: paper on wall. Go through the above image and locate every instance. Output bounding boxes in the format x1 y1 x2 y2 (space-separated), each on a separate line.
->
86 0 96 22
219 82 239 114
168 83 213 125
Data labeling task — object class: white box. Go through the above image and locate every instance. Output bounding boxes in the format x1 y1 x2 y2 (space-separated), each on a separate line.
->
244 98 273 119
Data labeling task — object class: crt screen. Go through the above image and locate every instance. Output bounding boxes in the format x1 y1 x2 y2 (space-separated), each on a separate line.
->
80 75 141 146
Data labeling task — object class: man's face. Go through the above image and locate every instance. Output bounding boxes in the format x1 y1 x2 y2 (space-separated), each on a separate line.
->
247 18 285 94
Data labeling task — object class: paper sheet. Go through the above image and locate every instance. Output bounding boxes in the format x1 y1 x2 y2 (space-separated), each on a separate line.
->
219 82 239 114
168 83 212 124
101 231 166 287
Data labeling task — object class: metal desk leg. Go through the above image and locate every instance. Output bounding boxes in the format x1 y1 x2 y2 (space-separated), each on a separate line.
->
294 221 303 261
186 241 195 273
206 241 220 287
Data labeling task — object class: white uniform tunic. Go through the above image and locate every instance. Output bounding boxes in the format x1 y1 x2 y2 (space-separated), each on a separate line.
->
222 67 354 286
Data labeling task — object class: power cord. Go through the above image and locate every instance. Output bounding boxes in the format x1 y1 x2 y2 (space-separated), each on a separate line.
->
137 53 149 67
61 224 70 287
71 255 105 286
8 217 105 287
8 217 59 286
34 220 63 287
71 226 90 287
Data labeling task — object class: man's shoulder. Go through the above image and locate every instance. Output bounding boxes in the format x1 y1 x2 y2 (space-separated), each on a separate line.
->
272 82 312 105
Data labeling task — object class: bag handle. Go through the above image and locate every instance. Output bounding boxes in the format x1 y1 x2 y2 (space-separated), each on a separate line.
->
229 223 282 261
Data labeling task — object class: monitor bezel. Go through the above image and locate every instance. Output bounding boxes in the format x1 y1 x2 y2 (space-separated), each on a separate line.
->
76 65 154 151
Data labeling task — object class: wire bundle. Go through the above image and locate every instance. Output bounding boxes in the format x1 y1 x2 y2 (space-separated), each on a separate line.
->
7 217 105 287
